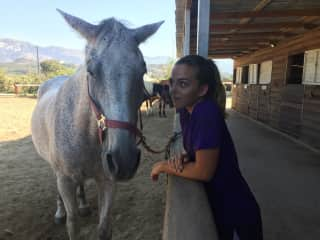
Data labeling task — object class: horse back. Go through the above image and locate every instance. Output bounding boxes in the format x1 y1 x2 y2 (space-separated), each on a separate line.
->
32 76 69 162
37 76 69 99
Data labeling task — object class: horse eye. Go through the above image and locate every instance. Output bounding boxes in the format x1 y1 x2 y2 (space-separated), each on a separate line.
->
180 82 187 87
87 69 95 78
87 60 98 78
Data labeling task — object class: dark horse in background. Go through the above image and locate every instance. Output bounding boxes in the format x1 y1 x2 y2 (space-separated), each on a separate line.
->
143 80 173 117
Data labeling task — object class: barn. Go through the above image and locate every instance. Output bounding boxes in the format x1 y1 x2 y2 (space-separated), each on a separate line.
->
175 0 320 151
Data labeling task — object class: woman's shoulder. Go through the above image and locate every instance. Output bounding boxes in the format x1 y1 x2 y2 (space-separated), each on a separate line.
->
177 99 223 124
193 98 222 118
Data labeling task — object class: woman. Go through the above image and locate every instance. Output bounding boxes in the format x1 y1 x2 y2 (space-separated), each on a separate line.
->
151 55 263 240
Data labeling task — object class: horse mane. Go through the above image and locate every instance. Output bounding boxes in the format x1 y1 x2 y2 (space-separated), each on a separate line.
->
85 18 135 58
98 18 131 34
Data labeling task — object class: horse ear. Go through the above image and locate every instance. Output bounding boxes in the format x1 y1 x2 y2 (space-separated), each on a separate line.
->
57 9 98 41
133 21 164 44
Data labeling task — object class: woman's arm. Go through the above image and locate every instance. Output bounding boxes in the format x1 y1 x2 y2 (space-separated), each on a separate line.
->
151 148 219 182
169 112 186 171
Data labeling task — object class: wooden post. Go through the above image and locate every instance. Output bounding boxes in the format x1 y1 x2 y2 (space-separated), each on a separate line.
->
183 8 191 56
162 176 218 240
36 46 40 75
197 0 210 57
162 117 218 240
13 83 19 95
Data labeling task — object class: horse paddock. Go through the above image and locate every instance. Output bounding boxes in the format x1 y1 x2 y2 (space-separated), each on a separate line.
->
0 96 174 240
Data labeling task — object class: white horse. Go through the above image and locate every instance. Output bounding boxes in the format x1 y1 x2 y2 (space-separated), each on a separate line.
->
31 9 162 240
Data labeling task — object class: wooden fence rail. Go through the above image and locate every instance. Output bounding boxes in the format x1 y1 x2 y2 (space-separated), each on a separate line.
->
162 176 218 240
13 83 40 95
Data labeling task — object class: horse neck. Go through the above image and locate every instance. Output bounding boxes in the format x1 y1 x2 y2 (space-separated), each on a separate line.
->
60 67 97 133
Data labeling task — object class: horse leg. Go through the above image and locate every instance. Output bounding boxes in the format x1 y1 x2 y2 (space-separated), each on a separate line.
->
159 99 162 117
55 193 67 224
77 183 91 217
163 101 167 117
150 99 154 115
146 100 150 116
95 178 115 240
57 174 79 240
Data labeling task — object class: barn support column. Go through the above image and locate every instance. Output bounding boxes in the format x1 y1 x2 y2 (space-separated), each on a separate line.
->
197 0 210 57
183 8 190 55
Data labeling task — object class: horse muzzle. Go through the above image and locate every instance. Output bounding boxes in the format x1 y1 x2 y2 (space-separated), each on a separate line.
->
102 147 141 181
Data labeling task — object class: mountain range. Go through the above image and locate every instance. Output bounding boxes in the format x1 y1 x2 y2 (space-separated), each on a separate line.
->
0 38 172 65
0 38 233 78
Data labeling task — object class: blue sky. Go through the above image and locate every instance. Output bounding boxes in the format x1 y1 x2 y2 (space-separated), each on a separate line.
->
0 0 176 58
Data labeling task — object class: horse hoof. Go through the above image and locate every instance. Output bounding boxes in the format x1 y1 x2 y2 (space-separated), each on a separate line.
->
79 206 91 217
54 215 66 225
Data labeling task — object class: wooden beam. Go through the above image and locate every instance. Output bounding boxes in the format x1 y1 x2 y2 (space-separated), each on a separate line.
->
211 40 270 45
209 38 282 43
207 32 295 39
254 0 272 11
191 40 271 47
190 45 265 52
209 46 262 51
208 54 241 59
193 48 260 53
209 49 262 53
208 53 244 57
211 9 320 19
210 48 261 53
210 42 270 48
190 32 295 40
208 22 311 31
239 0 272 24
209 52 244 57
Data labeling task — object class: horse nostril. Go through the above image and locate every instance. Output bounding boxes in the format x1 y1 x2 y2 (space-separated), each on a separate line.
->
107 153 116 174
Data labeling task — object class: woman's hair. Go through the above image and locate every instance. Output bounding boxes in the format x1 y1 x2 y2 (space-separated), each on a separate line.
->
175 55 226 116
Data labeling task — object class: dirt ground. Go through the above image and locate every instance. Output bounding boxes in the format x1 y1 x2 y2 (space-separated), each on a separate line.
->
0 96 175 240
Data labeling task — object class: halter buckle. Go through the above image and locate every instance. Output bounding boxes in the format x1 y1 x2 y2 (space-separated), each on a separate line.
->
97 114 107 131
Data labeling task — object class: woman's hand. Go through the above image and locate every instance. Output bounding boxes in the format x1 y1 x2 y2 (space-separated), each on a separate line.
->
151 161 167 181
168 153 189 172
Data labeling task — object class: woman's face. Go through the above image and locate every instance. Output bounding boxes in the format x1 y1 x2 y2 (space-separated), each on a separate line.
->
170 64 208 111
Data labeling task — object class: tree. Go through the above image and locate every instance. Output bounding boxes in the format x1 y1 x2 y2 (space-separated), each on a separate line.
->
162 59 175 80
0 68 7 92
40 60 76 78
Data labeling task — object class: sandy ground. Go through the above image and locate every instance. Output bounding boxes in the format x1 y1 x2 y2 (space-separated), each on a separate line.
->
2 95 319 240
0 97 175 240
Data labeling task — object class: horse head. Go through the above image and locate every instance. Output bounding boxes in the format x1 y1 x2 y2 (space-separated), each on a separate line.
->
58 9 163 180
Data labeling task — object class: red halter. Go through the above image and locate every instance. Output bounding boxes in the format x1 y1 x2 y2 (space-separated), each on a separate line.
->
88 95 143 145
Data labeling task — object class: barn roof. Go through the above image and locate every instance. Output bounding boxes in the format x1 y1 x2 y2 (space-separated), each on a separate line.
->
175 0 320 59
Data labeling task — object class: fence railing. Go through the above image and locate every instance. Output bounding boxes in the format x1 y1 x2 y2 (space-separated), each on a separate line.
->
13 83 40 95
162 176 218 240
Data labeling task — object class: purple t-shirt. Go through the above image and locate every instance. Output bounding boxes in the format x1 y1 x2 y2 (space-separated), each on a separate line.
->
179 99 261 225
